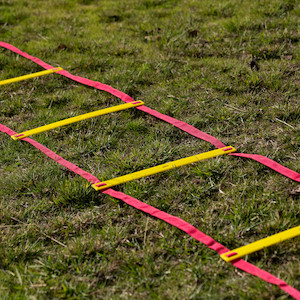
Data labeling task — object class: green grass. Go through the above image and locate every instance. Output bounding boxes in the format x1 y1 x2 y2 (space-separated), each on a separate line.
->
0 0 299 298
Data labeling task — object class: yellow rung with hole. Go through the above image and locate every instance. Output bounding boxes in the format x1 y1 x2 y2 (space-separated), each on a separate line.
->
92 146 236 191
0 67 63 86
220 226 300 262
11 101 145 140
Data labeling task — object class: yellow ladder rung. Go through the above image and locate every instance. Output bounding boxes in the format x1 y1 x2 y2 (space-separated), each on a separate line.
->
92 146 236 191
0 67 63 86
220 226 300 262
11 101 145 140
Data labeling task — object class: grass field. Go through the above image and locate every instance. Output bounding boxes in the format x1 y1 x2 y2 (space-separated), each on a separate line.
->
0 0 299 298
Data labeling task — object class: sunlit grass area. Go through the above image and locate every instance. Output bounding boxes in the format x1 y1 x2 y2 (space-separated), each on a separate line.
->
0 0 299 298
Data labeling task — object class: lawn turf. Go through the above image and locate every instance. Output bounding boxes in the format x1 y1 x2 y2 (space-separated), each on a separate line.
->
0 0 299 298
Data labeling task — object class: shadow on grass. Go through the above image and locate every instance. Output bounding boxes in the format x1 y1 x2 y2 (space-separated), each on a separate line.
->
53 179 106 209
0 247 43 269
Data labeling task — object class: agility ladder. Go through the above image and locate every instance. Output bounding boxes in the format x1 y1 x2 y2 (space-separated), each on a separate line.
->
1 42 299 299
8 80 297 265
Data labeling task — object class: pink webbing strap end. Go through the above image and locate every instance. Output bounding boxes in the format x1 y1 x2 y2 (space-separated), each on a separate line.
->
220 251 239 262
226 251 238 258
11 133 24 140
222 147 233 151
131 101 143 105
92 182 108 191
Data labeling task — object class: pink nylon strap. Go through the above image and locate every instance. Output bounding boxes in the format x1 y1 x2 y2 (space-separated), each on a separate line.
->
1 42 299 298
230 152 300 181
1 125 299 299
0 125 99 184
103 189 300 299
1 41 298 182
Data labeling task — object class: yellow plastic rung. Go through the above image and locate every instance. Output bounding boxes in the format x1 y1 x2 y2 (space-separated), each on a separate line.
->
220 225 300 262
0 67 63 86
92 146 236 191
11 101 145 140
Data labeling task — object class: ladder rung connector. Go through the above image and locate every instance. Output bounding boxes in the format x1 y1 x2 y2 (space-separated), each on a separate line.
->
0 67 63 86
92 146 236 191
11 101 145 140
220 226 300 262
